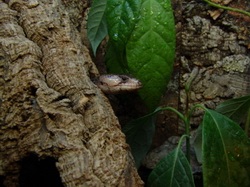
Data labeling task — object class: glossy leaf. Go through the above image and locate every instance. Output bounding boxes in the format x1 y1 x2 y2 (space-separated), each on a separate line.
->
216 95 250 124
106 0 141 73
202 109 250 186
148 135 195 187
106 0 141 47
126 0 176 110
122 108 161 168
87 0 108 56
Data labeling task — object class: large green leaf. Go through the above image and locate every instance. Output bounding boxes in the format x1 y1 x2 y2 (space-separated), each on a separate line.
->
122 108 161 168
106 0 141 73
147 135 195 187
106 0 141 46
87 0 108 56
216 95 250 124
126 0 176 110
202 109 250 187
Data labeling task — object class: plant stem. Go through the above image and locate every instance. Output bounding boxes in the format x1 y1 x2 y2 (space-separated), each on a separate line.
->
184 117 190 162
245 107 250 135
161 106 185 121
160 106 190 161
203 0 250 17
184 84 191 163
183 68 199 162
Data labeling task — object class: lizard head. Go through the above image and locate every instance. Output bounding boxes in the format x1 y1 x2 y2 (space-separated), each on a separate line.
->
97 74 142 94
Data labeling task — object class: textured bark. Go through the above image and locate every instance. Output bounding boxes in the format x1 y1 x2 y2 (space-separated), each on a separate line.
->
0 0 143 186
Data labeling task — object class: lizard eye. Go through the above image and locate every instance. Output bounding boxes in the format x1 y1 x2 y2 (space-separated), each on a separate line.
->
119 75 129 83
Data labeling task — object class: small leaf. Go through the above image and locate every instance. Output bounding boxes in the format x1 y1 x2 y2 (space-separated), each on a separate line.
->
126 0 176 110
216 95 250 124
122 108 161 168
202 109 250 186
87 0 108 56
148 135 195 187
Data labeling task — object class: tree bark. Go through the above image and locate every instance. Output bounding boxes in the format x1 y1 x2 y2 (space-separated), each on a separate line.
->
0 0 143 186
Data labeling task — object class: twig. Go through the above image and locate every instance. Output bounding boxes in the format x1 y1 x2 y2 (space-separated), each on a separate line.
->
203 0 250 17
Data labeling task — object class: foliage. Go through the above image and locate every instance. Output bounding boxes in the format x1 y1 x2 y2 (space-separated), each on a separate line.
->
122 108 160 168
216 95 250 132
201 108 250 186
124 0 175 110
122 106 183 169
147 135 195 187
87 0 107 56
87 0 176 111
106 0 141 48
122 95 250 186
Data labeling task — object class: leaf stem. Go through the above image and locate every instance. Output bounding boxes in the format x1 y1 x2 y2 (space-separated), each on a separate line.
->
203 0 250 17
245 107 250 135
160 106 185 121
193 104 206 111
184 90 191 162
183 68 198 162
183 117 190 162
177 134 189 148
160 106 192 162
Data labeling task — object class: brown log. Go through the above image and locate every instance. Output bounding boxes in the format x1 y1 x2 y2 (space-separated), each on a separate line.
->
0 0 143 186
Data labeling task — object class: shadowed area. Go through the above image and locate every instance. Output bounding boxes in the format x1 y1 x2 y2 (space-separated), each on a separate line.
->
19 154 63 187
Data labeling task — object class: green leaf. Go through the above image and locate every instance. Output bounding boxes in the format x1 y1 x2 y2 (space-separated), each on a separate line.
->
122 107 161 168
216 95 250 124
202 109 250 187
126 0 176 110
106 0 141 46
87 0 108 56
106 0 141 73
148 135 195 187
